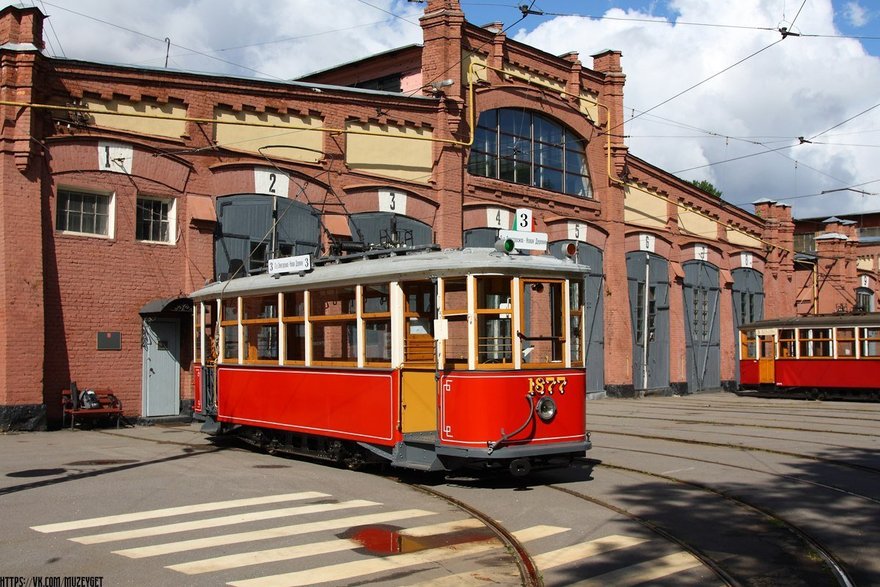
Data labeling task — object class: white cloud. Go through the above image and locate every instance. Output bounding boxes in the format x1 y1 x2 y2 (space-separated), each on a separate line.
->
516 0 880 218
843 1 869 27
27 0 424 79
8 0 880 218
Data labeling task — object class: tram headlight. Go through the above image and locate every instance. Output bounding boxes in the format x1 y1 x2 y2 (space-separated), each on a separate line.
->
535 396 557 422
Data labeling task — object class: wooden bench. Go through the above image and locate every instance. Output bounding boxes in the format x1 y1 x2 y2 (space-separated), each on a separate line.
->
61 388 123 429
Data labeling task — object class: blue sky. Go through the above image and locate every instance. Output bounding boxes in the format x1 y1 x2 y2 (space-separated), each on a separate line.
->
8 0 880 219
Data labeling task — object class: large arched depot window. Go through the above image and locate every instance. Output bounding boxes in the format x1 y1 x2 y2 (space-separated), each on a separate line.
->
468 108 592 198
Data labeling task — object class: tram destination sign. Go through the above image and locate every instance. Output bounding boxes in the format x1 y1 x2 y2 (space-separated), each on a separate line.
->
498 229 548 251
268 254 312 276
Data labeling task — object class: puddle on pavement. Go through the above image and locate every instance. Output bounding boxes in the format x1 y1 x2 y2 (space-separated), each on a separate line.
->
340 524 496 556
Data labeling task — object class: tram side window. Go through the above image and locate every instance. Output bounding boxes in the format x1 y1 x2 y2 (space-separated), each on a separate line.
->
477 277 512 365
242 295 278 363
403 281 435 365
799 328 832 358
741 330 757 359
363 284 391 365
311 287 357 365
283 291 306 363
521 279 564 366
860 327 880 358
443 278 469 366
194 301 217 365
778 329 796 358
569 280 584 367
836 328 856 358
221 299 239 363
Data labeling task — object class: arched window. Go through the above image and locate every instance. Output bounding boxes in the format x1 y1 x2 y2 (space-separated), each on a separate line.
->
468 109 592 198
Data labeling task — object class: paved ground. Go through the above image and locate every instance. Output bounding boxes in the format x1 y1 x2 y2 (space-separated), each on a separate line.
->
1 393 877 586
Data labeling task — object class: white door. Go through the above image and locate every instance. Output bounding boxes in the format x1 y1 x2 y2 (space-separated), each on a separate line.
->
142 319 180 417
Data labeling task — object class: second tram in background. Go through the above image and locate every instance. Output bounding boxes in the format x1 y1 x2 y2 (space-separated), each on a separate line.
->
191 246 591 476
739 312 880 399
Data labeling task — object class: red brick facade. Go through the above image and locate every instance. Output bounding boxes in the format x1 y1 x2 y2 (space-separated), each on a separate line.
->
0 2 877 429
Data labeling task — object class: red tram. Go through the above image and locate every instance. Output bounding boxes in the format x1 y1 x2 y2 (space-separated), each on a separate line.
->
191 247 591 475
739 313 880 399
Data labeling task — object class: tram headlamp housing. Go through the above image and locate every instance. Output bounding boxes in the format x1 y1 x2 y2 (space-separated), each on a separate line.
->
535 396 557 422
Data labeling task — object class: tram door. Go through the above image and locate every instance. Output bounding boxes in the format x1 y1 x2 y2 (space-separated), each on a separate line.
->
142 319 180 417
400 282 437 433
683 261 721 393
758 334 776 384
626 253 670 392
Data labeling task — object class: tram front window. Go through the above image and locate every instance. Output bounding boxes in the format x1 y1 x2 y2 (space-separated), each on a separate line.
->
477 277 512 365
521 279 564 365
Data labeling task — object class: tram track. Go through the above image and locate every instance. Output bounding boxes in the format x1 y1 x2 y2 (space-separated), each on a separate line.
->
408 481 542 587
544 483 737 586
592 444 880 505
590 428 880 476
588 414 880 438
570 459 856 587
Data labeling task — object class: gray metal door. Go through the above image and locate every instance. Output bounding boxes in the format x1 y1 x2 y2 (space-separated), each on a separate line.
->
142 319 180 417
683 261 721 392
550 241 605 394
626 252 670 391
732 268 765 384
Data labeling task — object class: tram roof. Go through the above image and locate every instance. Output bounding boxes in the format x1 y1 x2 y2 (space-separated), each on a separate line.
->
191 248 590 300
741 312 880 330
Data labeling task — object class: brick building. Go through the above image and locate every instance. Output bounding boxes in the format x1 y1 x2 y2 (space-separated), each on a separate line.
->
0 1 876 430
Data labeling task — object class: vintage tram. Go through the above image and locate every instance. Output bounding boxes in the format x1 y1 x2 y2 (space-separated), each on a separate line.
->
739 312 880 399
191 246 591 475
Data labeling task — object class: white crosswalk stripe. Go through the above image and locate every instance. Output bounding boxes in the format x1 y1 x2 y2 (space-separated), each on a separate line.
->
227 525 569 587
532 534 650 569
571 551 706 586
30 491 711 586
112 508 436 558
30 492 329 533
168 519 488 575
72 499 379 544
401 534 650 587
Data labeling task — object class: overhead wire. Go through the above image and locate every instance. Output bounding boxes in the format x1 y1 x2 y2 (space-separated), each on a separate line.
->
28 0 880 239
37 0 288 80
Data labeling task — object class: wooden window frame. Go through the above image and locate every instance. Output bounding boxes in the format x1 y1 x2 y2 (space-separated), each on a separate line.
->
282 291 307 366
519 278 567 369
475 276 513 369
241 294 279 365
219 298 240 364
362 283 392 368
798 328 832 358
309 286 358 367
778 328 796 358
835 327 857 359
859 326 880 359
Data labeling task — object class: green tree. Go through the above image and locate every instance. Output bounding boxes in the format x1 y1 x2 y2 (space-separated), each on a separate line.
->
689 179 722 197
